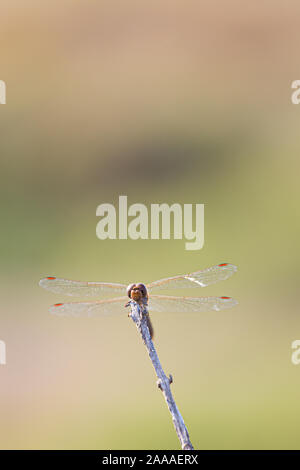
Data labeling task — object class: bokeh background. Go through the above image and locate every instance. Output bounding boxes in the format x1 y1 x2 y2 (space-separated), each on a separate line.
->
1 0 300 449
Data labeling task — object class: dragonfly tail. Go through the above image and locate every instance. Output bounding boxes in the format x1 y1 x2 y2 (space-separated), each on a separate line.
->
147 315 154 340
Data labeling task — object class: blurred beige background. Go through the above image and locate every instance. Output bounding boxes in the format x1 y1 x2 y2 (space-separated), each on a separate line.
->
1 0 300 449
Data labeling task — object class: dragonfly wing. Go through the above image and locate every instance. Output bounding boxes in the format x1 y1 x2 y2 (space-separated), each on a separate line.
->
149 295 238 312
39 277 126 297
148 263 237 291
49 297 128 317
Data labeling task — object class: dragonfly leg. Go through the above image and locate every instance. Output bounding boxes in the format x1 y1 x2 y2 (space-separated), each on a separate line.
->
124 301 132 317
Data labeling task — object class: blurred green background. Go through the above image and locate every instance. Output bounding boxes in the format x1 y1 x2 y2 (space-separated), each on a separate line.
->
1 0 300 449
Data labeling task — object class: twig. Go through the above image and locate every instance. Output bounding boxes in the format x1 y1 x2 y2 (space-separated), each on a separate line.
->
128 300 194 450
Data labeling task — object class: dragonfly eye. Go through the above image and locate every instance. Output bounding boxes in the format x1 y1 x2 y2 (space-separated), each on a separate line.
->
136 283 147 297
127 283 136 298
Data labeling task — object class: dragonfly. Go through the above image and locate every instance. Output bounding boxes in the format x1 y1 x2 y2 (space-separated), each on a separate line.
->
39 263 238 338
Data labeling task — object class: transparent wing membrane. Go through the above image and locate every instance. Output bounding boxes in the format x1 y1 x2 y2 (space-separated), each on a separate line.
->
149 295 238 312
148 263 237 290
40 263 238 317
49 297 128 317
39 277 126 297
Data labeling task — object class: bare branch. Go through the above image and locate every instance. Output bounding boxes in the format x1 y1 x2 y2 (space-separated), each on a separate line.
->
128 300 194 450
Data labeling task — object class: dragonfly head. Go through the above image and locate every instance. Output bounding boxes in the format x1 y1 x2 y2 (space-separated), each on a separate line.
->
127 283 148 301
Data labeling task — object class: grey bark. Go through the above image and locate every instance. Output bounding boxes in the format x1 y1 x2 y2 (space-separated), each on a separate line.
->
128 300 194 450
